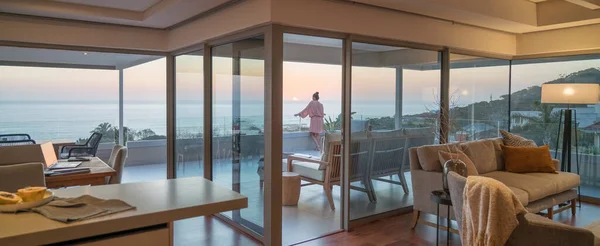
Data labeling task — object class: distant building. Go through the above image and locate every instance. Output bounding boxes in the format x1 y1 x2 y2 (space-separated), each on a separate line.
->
551 104 600 129
511 111 542 128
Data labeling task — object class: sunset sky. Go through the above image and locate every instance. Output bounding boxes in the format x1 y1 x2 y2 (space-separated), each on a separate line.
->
1 54 599 114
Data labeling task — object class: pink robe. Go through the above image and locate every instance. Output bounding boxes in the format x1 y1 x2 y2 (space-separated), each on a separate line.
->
298 100 325 134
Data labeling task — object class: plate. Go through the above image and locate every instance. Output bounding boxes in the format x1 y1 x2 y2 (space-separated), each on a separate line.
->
0 191 54 213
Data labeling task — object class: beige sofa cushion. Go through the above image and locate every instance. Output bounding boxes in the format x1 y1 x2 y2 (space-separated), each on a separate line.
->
460 139 499 174
523 172 580 193
416 143 460 172
482 171 557 201
507 186 530 206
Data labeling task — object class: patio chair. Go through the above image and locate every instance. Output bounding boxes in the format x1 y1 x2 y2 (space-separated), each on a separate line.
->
0 133 36 146
0 139 36 146
59 132 102 159
0 133 34 142
287 132 374 210
176 139 203 175
368 135 411 199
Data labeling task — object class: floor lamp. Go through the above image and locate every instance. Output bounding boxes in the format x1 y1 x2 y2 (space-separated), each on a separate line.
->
541 83 600 206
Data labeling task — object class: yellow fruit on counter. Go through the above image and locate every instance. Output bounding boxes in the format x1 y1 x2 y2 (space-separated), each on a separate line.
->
17 187 47 202
0 191 22 205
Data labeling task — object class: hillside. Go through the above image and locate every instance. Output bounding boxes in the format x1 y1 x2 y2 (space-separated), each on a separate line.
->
407 67 600 122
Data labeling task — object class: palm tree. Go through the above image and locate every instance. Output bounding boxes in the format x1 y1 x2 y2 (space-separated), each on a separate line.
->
93 122 113 136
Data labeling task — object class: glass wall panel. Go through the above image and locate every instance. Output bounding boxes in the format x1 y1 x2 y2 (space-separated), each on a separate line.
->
282 34 342 245
350 42 440 220
123 58 167 182
175 51 204 178
0 53 118 154
212 36 265 234
511 55 600 198
449 55 510 142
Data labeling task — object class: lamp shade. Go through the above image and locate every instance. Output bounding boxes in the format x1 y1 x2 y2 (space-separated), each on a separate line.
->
541 83 600 104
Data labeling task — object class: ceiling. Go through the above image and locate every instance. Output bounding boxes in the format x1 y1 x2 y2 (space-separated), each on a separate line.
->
346 0 600 33
0 0 599 34
0 46 162 69
0 0 237 29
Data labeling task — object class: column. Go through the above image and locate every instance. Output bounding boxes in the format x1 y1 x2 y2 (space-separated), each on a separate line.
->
395 67 403 130
118 69 124 146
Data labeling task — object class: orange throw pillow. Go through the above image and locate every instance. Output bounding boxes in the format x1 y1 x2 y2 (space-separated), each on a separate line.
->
502 145 557 173
438 150 479 176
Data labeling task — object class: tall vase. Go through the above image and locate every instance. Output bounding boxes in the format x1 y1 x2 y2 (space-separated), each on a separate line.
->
443 159 467 193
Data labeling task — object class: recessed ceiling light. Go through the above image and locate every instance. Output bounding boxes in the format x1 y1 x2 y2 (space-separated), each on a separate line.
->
83 52 88 55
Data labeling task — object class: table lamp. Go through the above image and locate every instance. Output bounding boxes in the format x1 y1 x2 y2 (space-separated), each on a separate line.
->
541 83 600 173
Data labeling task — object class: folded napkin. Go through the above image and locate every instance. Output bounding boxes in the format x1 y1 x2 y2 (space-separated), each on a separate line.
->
32 195 135 223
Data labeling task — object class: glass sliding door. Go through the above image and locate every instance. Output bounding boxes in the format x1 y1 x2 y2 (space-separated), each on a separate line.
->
449 55 510 142
123 58 167 182
350 42 440 220
212 36 265 234
175 51 204 178
282 33 343 245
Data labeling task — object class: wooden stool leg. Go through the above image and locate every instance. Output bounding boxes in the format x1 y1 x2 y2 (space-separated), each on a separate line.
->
548 207 554 219
411 210 421 229
571 198 577 215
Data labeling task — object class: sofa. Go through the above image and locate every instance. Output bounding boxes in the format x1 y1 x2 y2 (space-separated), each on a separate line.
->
409 137 581 229
447 171 596 246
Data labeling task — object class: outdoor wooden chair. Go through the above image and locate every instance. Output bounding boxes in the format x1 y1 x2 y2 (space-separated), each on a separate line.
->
287 136 374 210
367 135 411 200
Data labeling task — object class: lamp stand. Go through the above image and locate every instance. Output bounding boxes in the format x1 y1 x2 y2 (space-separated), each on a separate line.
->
554 108 581 207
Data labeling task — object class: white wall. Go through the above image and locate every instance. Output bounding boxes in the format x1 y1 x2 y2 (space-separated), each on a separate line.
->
167 0 271 50
0 14 167 51
517 24 600 56
1 0 599 58
271 0 517 56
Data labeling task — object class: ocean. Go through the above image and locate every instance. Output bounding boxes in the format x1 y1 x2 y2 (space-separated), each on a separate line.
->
0 100 430 142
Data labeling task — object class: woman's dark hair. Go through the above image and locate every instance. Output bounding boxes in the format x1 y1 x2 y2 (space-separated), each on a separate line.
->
313 92 320 100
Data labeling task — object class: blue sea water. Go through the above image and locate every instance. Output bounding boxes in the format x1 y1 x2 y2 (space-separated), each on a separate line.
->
0 100 429 142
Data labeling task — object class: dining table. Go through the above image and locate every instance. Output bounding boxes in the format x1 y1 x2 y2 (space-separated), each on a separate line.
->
45 157 116 188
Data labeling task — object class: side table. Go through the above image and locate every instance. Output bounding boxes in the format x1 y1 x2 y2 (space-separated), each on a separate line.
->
431 190 453 246
282 172 301 206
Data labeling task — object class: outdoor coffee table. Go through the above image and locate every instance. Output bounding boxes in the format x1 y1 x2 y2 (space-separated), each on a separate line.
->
282 172 301 206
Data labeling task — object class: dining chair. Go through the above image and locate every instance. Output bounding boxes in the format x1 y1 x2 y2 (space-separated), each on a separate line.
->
106 145 128 185
0 163 46 192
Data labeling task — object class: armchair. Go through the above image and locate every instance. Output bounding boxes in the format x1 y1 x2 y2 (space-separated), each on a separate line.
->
287 134 374 210
447 171 596 246
60 132 102 159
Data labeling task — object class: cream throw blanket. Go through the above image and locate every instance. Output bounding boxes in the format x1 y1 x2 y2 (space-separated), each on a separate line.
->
462 176 526 246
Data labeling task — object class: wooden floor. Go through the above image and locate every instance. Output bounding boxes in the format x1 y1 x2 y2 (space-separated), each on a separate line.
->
184 202 600 246
297 202 600 246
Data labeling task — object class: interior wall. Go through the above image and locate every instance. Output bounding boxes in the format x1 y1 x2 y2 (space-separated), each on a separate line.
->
0 14 167 51
166 0 271 51
517 24 600 56
271 0 517 56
